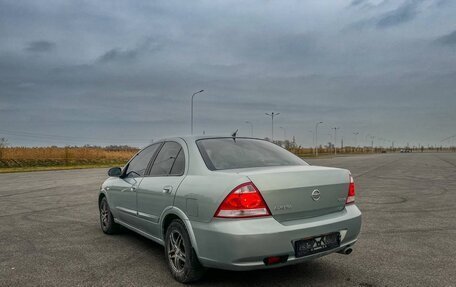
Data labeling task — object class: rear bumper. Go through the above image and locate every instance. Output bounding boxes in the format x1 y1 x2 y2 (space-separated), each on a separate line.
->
191 204 361 271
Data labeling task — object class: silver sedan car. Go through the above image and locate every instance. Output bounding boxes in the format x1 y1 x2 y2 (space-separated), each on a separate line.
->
98 136 361 283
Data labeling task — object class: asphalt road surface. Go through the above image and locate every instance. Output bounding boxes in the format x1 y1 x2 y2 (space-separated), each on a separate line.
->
1 152 455 286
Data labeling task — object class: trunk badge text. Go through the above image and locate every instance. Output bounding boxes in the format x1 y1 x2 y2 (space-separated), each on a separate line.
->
311 189 321 201
274 204 292 211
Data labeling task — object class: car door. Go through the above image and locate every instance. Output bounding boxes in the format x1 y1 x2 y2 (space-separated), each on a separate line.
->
108 143 162 225
136 141 186 237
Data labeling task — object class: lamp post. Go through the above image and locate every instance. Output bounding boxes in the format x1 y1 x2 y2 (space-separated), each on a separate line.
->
308 130 314 153
333 127 340 155
315 121 323 156
245 121 253 137
191 90 204 135
265 112 280 142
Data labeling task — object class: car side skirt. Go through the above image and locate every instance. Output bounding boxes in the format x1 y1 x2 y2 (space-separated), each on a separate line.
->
114 218 164 246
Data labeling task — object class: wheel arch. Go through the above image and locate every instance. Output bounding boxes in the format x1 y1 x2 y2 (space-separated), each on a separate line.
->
98 190 108 208
161 207 199 255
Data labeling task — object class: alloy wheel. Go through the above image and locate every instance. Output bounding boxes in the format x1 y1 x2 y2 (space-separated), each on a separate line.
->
168 230 186 272
100 201 109 229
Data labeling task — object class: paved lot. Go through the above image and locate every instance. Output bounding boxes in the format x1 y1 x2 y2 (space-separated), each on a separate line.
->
1 152 455 286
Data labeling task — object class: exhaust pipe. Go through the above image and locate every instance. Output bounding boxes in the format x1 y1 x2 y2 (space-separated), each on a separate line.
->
338 247 353 255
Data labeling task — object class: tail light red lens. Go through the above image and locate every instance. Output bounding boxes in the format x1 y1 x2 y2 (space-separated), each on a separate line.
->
215 182 271 218
346 174 355 204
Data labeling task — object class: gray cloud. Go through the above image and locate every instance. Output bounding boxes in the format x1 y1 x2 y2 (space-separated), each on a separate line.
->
434 0 451 7
97 48 138 63
24 40 55 53
376 0 422 28
0 0 456 147
96 38 162 64
349 0 369 7
348 0 425 30
435 30 456 45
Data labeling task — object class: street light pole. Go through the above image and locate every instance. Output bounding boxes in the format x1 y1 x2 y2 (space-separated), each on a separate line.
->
245 121 253 137
265 112 280 142
333 127 340 155
308 130 314 153
191 90 204 135
315 121 323 156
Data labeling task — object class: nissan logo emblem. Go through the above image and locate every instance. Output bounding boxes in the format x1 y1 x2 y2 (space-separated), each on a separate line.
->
311 189 321 201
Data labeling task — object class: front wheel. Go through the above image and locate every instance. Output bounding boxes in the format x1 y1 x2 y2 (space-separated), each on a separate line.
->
99 197 120 234
164 219 205 283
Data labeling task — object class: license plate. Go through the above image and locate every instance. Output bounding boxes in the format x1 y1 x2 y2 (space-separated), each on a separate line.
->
294 232 340 258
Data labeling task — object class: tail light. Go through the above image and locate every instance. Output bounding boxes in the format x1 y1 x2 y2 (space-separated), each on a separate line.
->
346 174 355 204
215 182 271 218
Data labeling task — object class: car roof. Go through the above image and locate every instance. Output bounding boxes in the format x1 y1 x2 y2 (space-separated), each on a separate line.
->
155 135 265 143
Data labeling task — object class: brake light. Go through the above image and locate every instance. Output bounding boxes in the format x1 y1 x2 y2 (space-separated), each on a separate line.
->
215 182 271 218
346 174 355 204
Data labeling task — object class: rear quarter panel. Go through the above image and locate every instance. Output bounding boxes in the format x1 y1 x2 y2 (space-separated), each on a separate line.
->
173 174 249 223
175 137 251 223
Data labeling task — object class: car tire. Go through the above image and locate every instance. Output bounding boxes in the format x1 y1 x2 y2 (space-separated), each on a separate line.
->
165 219 205 283
99 197 120 234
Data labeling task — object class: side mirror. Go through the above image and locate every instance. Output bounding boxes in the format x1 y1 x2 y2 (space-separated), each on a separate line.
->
108 167 122 177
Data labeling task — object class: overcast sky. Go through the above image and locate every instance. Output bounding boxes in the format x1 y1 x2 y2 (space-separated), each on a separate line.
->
1 0 456 147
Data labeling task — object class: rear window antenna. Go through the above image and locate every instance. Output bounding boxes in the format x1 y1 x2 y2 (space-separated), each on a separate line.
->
231 129 238 141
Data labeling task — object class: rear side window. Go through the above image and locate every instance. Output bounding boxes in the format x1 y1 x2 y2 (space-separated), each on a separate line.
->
124 143 160 177
170 149 185 176
149 142 184 176
197 138 307 170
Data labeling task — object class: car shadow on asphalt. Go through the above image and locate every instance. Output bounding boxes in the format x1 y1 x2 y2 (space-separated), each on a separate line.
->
197 261 339 286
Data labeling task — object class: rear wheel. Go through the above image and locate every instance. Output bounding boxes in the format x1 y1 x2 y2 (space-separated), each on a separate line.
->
165 219 205 283
99 197 120 234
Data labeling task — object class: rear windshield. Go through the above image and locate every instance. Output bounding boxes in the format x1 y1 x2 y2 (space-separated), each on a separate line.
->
196 138 307 170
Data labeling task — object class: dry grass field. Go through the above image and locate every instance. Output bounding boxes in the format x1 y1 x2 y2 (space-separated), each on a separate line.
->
0 146 138 172
0 144 449 173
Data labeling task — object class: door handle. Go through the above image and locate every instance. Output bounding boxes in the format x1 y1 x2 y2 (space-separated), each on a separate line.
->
130 186 137 192
162 186 173 194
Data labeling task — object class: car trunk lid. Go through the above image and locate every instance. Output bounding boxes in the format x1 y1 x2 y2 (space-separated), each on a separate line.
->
223 165 350 222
